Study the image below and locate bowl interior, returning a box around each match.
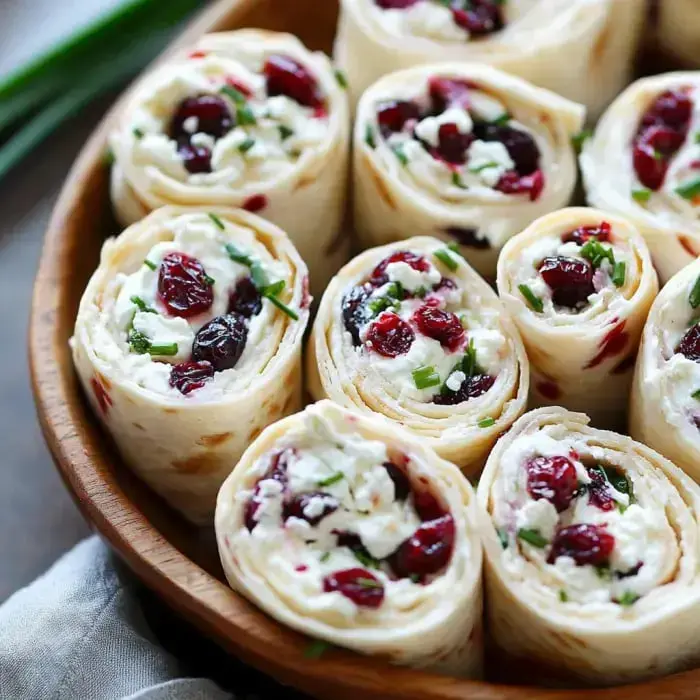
[28,1,700,699]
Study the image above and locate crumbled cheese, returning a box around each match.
[414,107,473,148]
[468,91,508,123]
[182,116,199,134]
[446,370,466,392]
[132,311,194,363]
[467,140,514,187]
[385,260,441,291]
[515,499,558,541]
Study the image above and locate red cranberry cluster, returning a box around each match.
[155,252,262,395]
[374,77,544,201]
[244,455,455,608]
[374,0,505,36]
[168,54,324,174]
[677,323,700,363]
[632,89,692,190]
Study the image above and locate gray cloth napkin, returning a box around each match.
[0,536,232,700]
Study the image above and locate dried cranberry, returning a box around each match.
[474,124,539,175]
[158,252,215,318]
[432,277,457,295]
[432,123,473,164]
[370,251,430,285]
[264,54,324,108]
[641,89,692,129]
[433,373,495,405]
[341,284,373,346]
[562,222,611,245]
[539,256,595,309]
[585,466,615,512]
[384,462,411,501]
[548,524,615,567]
[428,77,472,112]
[169,361,214,395]
[375,0,419,7]
[390,515,455,579]
[451,0,504,35]
[376,100,421,138]
[228,277,262,318]
[177,143,213,174]
[495,169,545,201]
[413,490,446,521]
[446,227,490,250]
[244,449,293,531]
[323,568,384,608]
[243,194,268,212]
[412,304,465,351]
[284,492,339,526]
[169,95,233,141]
[526,456,578,513]
[191,314,248,372]
[677,324,700,363]
[632,125,683,191]
[366,313,415,357]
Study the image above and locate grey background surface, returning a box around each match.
[0,0,147,602]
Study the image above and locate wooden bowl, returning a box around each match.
[28,1,700,698]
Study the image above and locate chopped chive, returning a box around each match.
[352,549,380,569]
[517,528,548,548]
[220,85,247,104]
[251,261,270,290]
[392,144,408,166]
[459,314,469,329]
[208,212,225,230]
[497,529,509,549]
[265,293,300,321]
[559,590,568,603]
[689,274,700,309]
[409,573,421,583]
[304,639,329,659]
[695,132,700,144]
[617,591,640,607]
[225,242,252,266]
[143,259,157,271]
[279,124,294,141]
[365,124,376,149]
[692,389,700,400]
[631,188,651,203]
[451,171,467,189]
[130,295,156,314]
[675,176,700,200]
[414,286,427,299]
[478,417,496,428]
[320,552,331,563]
[103,147,115,166]
[236,103,257,126]
[571,128,592,154]
[148,342,178,356]
[128,330,151,355]
[580,239,615,269]
[203,274,216,286]
[385,281,404,300]
[652,149,663,161]
[491,113,510,126]
[317,472,344,487]
[412,365,441,390]
[469,161,498,174]
[446,241,465,259]
[601,465,632,501]
[368,296,395,316]
[238,137,256,154]
[263,280,286,298]
[334,68,348,89]
[356,577,382,589]
[462,338,479,378]
[433,248,459,271]
[518,284,544,313]
[612,261,626,288]
[132,127,144,139]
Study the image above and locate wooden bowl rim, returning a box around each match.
[27,1,700,698]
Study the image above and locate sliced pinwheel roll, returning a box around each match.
[335,0,644,118]
[353,63,584,278]
[109,30,350,296]
[71,206,310,524]
[653,1,700,68]
[497,208,658,432]
[630,259,700,482]
[307,236,529,475]
[581,73,700,284]
[215,400,483,676]
[477,407,700,685]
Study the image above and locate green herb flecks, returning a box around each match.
[238,137,256,154]
[478,417,496,428]
[617,591,640,607]
[143,259,157,271]
[517,528,548,548]
[571,128,593,154]
[580,239,615,269]
[675,176,700,201]
[208,212,226,230]
[518,284,544,313]
[365,124,376,149]
[130,295,156,314]
[334,68,348,89]
[412,365,442,390]
[304,639,329,659]
[433,247,459,271]
[631,188,651,204]
[612,261,626,288]
[689,273,700,309]
[317,472,344,488]
[279,124,294,141]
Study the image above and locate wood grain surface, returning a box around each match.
[28,0,700,698]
